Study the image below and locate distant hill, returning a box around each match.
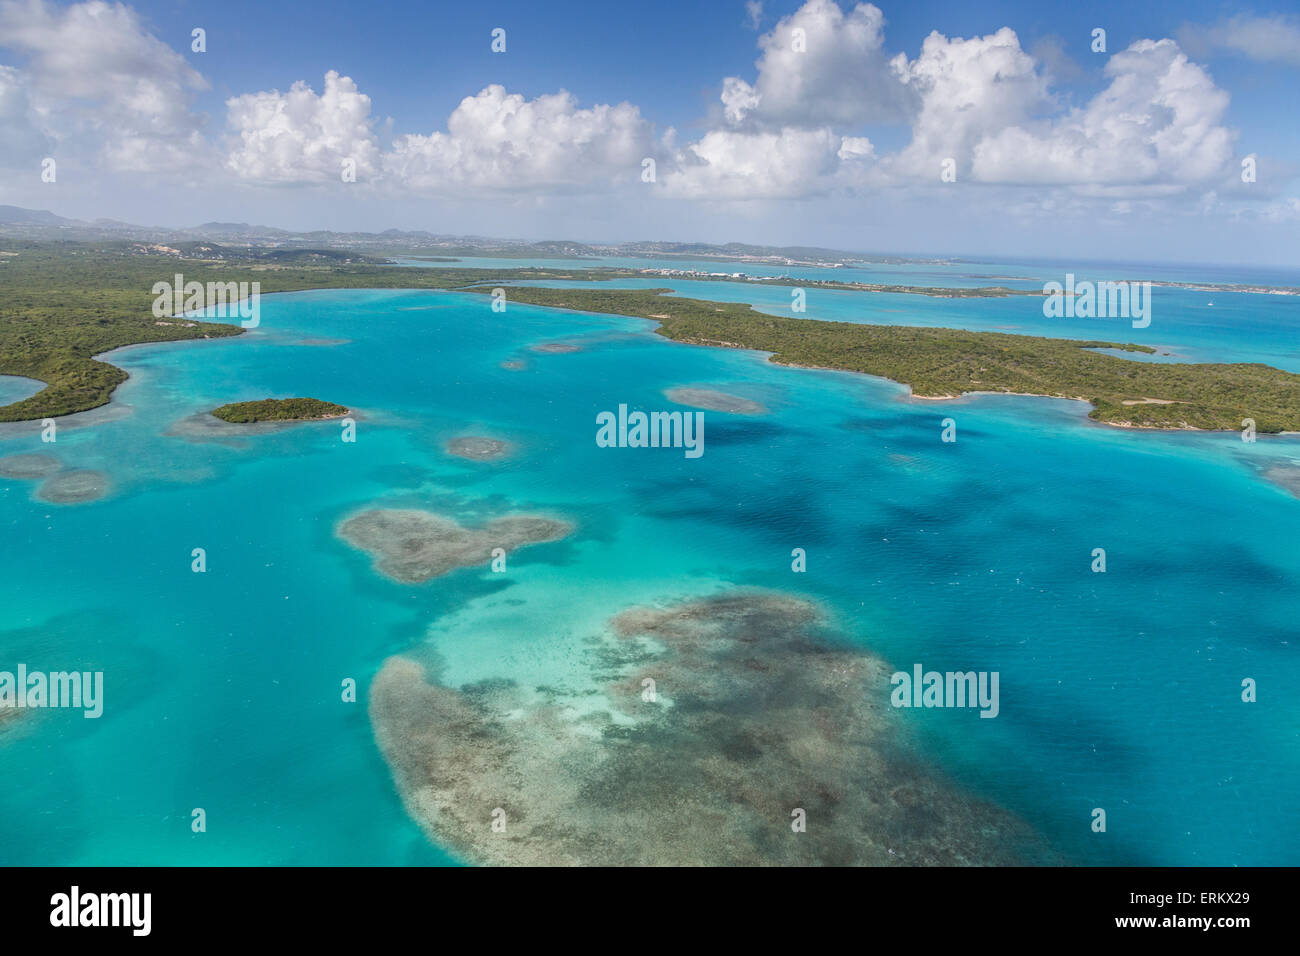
[0,204,946,266]
[0,205,72,225]
[191,221,290,237]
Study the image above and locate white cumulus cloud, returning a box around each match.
[0,64,53,168]
[383,85,652,194]
[225,71,381,184]
[970,39,1235,189]
[0,0,209,172]
[720,0,914,128]
[661,126,875,200]
[0,0,1251,223]
[887,27,1050,180]
[224,78,653,195]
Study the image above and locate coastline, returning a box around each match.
[3,271,1297,867]
[13,282,1295,439]
[743,345,1296,435]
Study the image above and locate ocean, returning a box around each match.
[1,257,1297,865]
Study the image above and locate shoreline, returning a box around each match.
[210,409,353,424]
[752,353,1296,436]
[471,281,1296,432]
[12,283,1297,439]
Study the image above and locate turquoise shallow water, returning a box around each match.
[1,278,1298,865]
[503,273,1300,369]
[0,374,42,406]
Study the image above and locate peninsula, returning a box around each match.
[2,242,1298,432]
[486,286,1300,432]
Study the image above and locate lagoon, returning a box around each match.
[0,276,1297,865]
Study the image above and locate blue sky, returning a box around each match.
[134,1,1297,127]
[2,0,1299,264]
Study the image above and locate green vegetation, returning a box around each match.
[0,242,620,421]
[787,279,1036,297]
[3,241,1297,432]
[485,286,1300,432]
[0,246,240,421]
[211,398,349,423]
[664,274,1037,297]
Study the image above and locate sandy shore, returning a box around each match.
[166,408,355,444]
[901,388,1230,431]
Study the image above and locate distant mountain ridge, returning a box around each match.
[0,204,947,266]
[0,205,72,225]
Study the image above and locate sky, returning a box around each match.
[1,0,1298,264]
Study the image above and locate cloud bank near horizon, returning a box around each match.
[0,0,1297,235]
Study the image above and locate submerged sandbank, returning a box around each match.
[166,412,298,444]
[337,508,573,583]
[370,590,1056,866]
[445,436,513,462]
[1262,464,1300,499]
[664,387,768,415]
[0,402,132,440]
[0,705,28,740]
[0,453,62,479]
[35,469,110,504]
